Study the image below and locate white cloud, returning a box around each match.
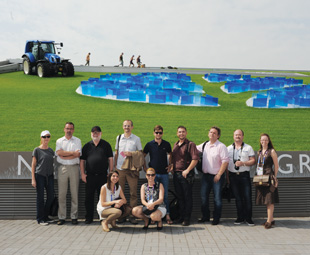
[1,0,309,69]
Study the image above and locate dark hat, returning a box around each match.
[91,126,101,132]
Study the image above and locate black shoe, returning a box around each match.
[182,220,190,226]
[57,220,65,226]
[72,219,78,225]
[245,219,255,226]
[212,219,220,225]
[234,218,244,225]
[157,220,163,230]
[198,217,210,223]
[85,219,93,224]
[142,218,151,230]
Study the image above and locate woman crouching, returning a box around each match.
[132,168,166,230]
[97,170,130,232]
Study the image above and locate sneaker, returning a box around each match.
[182,220,190,226]
[39,221,49,226]
[197,217,210,223]
[85,219,93,224]
[72,219,78,225]
[234,218,244,225]
[45,218,55,224]
[246,219,255,226]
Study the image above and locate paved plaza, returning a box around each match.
[0,217,309,255]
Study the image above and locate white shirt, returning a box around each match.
[115,133,142,170]
[97,183,122,220]
[56,136,82,165]
[227,143,255,173]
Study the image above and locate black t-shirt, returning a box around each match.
[143,139,171,174]
[80,139,113,175]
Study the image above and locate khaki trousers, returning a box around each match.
[58,164,80,220]
[117,169,139,208]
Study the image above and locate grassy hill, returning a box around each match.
[1,71,309,151]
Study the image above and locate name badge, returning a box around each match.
[257,167,263,176]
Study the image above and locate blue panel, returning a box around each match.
[181,95,194,105]
[149,95,166,104]
[253,98,267,107]
[129,91,146,102]
[116,90,129,99]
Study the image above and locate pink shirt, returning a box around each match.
[197,140,229,175]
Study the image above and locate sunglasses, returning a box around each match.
[42,136,50,139]
[146,174,155,177]
[155,132,163,135]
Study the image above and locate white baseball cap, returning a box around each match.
[40,130,51,137]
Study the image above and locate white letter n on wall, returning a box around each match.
[18,155,31,175]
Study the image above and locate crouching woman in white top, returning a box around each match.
[97,170,129,232]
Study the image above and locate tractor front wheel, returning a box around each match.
[62,62,74,77]
[23,57,33,75]
[37,63,51,78]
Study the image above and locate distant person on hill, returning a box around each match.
[119,53,124,67]
[85,53,91,66]
[137,55,141,68]
[129,55,134,67]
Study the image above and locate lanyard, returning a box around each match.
[146,184,155,202]
[257,150,268,166]
[233,143,244,162]
[110,185,116,201]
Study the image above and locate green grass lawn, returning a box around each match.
[1,71,309,152]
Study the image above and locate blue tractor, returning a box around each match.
[22,40,74,77]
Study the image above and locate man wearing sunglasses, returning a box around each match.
[56,122,82,225]
[172,126,199,226]
[143,125,173,224]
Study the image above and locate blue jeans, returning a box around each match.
[201,173,224,221]
[229,172,252,220]
[35,174,54,223]
[155,174,170,214]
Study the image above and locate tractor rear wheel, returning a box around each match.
[62,62,74,77]
[23,57,33,75]
[37,63,51,78]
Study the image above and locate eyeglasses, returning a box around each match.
[42,136,50,139]
[155,132,163,135]
[146,174,155,177]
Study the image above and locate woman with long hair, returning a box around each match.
[132,168,166,230]
[255,133,279,229]
[97,170,129,232]
[31,130,55,225]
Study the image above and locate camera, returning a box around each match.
[234,159,240,170]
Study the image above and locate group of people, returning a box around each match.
[31,121,279,232]
[84,52,143,67]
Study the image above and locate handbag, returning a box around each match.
[253,175,270,186]
[142,205,159,215]
[270,175,278,192]
[49,195,59,217]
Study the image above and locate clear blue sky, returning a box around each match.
[1,0,309,70]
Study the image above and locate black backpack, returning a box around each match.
[196,141,208,172]
[168,189,180,221]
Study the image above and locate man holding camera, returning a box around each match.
[227,129,255,226]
